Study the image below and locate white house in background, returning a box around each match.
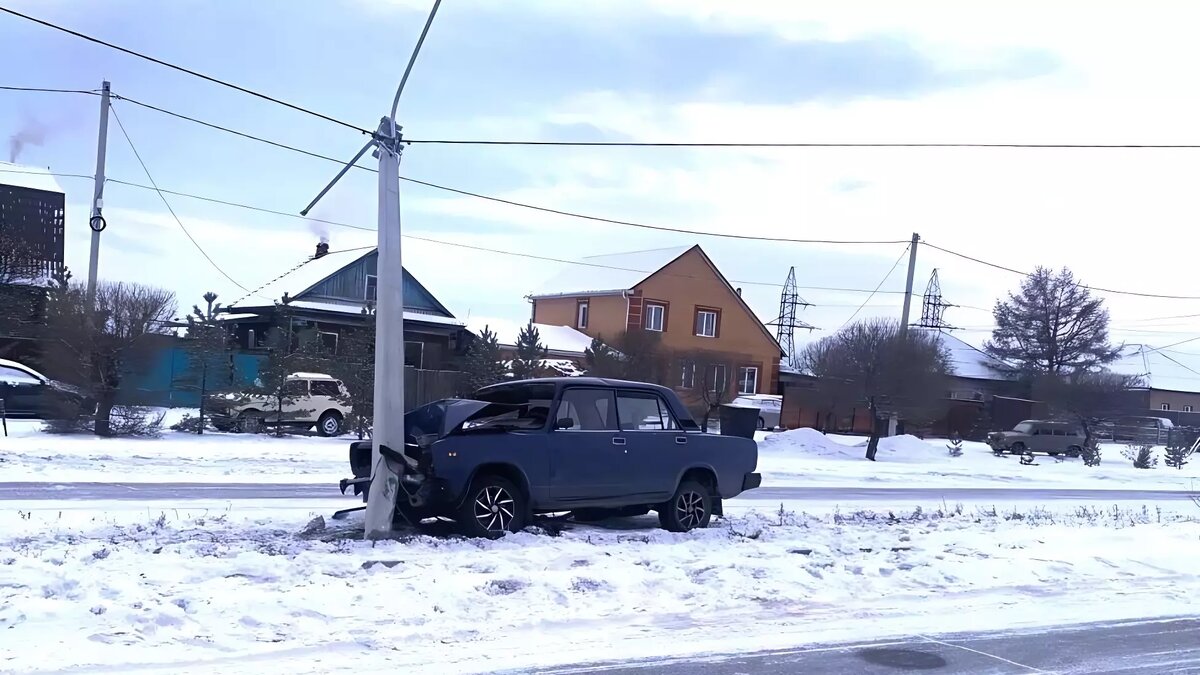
[1107,344,1200,415]
[467,318,594,377]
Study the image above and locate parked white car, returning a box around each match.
[209,372,351,436]
[731,394,782,430]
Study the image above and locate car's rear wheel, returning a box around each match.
[1010,442,1026,455]
[458,475,527,538]
[658,480,713,532]
[238,410,263,433]
[757,417,766,430]
[317,411,343,437]
[1067,445,1082,458]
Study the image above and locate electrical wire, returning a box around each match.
[923,241,1200,301]
[0,85,98,94]
[402,139,1200,149]
[837,244,912,330]
[108,91,910,247]
[0,168,95,181]
[108,102,252,292]
[0,6,371,136]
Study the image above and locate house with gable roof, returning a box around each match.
[220,243,469,371]
[528,245,784,411]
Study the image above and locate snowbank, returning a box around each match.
[759,428,946,463]
[759,429,1200,491]
[1,505,1197,674]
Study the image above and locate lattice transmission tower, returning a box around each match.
[913,268,956,330]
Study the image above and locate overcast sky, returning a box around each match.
[5,0,1200,351]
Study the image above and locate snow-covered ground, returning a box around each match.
[0,415,347,484]
[4,413,1199,492]
[760,428,1200,491]
[2,503,1198,674]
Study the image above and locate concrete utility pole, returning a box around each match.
[86,80,110,305]
[300,0,441,540]
[898,232,920,337]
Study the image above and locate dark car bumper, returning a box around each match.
[742,472,762,491]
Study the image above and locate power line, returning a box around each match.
[108,102,251,293]
[0,168,95,181]
[0,6,371,136]
[105,90,910,247]
[0,85,98,94]
[403,139,1200,149]
[837,244,912,330]
[923,241,1200,301]
[97,176,914,297]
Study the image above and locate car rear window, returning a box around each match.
[310,380,340,397]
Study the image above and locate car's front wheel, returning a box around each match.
[659,479,713,532]
[237,410,264,433]
[317,411,343,437]
[1067,445,1082,458]
[457,475,527,538]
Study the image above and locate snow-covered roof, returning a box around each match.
[468,318,594,355]
[0,161,66,194]
[229,248,373,308]
[283,300,466,326]
[1108,344,1200,394]
[916,329,1016,381]
[529,246,691,298]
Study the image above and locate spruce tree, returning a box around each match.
[1163,442,1190,470]
[462,325,506,393]
[511,321,548,380]
[183,292,232,434]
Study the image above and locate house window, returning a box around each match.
[1161,403,1170,411]
[679,361,695,389]
[738,366,758,395]
[365,274,378,301]
[645,303,666,332]
[405,341,424,369]
[695,308,719,338]
[1185,405,1194,413]
[577,300,589,329]
[706,364,727,394]
[317,331,339,354]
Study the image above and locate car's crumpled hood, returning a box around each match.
[406,399,517,440]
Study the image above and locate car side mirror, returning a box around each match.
[555,418,575,430]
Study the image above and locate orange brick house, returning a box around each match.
[528,245,783,410]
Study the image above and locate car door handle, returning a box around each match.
[612,437,626,446]
[675,436,687,445]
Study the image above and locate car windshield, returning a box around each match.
[464,383,556,431]
[1013,422,1034,434]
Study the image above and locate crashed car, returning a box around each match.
[340,377,761,537]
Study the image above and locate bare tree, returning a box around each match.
[583,331,671,385]
[986,267,1121,375]
[799,319,951,461]
[42,279,177,436]
[1031,370,1144,450]
[0,227,44,285]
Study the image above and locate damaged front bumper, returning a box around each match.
[338,440,453,519]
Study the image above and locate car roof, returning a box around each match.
[477,377,675,395]
[0,358,47,381]
[288,372,337,380]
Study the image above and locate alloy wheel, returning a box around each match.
[674,490,706,530]
[473,485,516,533]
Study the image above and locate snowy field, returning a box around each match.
[2,502,1198,674]
[760,428,1200,491]
[4,413,1199,493]
[0,415,347,484]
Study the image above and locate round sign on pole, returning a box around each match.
[89,215,107,233]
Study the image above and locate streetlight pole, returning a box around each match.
[300,0,441,539]
[86,80,110,305]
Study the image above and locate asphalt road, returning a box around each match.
[528,617,1200,674]
[1,481,1198,502]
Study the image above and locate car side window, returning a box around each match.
[282,380,308,397]
[555,389,617,431]
[616,391,679,431]
[310,381,339,397]
[0,366,41,385]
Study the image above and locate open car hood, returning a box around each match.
[405,399,519,440]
